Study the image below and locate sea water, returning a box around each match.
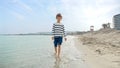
[0,35,89,68]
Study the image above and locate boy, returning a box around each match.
[52,13,67,58]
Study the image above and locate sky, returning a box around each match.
[0,0,120,34]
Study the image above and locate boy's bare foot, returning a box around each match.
[54,53,58,57]
[57,56,61,61]
[58,55,60,58]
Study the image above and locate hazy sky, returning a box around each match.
[0,0,120,34]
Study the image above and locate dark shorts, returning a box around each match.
[54,36,63,47]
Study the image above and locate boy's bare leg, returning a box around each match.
[58,45,61,58]
[55,47,57,56]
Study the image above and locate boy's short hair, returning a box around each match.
[56,13,62,18]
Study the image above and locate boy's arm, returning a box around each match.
[63,25,67,41]
[52,24,55,40]
[51,36,54,40]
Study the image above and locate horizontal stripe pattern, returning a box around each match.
[52,23,66,37]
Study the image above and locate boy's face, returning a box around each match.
[56,16,62,22]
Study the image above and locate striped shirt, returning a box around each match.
[52,23,66,37]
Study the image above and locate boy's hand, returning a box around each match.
[52,37,54,40]
[64,38,67,41]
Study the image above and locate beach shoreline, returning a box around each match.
[73,29,120,68]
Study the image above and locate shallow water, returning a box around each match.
[0,35,89,68]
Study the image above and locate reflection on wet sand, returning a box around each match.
[53,57,61,68]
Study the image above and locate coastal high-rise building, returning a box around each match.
[113,14,120,30]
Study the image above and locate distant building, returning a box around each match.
[113,14,120,30]
[90,26,94,31]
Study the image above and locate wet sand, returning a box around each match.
[53,36,89,68]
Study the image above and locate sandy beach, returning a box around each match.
[0,30,120,68]
[74,29,120,68]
